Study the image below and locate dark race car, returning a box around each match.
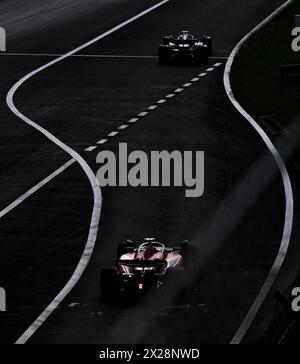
[158,30,212,65]
[100,238,198,301]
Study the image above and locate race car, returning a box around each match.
[100,238,198,301]
[158,30,212,65]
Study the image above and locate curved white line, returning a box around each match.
[7,0,172,344]
[9,81,102,345]
[224,0,295,345]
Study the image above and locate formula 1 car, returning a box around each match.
[100,238,198,301]
[158,30,212,65]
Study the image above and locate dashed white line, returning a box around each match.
[206,67,215,72]
[118,124,129,130]
[97,139,108,145]
[199,73,207,77]
[108,131,119,137]
[128,118,139,123]
[68,303,80,308]
[84,146,98,152]
[214,62,223,67]
[138,111,149,117]
[84,65,221,154]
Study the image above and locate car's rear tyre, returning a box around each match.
[193,46,208,65]
[181,241,200,283]
[165,267,187,302]
[100,268,120,300]
[199,47,209,64]
[158,46,170,64]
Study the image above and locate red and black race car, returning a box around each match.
[100,238,198,301]
[158,30,212,65]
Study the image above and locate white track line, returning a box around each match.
[128,118,139,123]
[138,111,149,116]
[108,131,119,137]
[0,53,227,61]
[84,146,97,152]
[8,0,172,345]
[8,83,102,345]
[0,53,158,59]
[224,0,295,345]
[118,124,129,130]
[0,159,75,219]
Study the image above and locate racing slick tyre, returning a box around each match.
[165,267,187,302]
[117,240,135,258]
[158,46,171,64]
[100,268,120,300]
[181,241,200,283]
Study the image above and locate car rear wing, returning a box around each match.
[117,259,167,268]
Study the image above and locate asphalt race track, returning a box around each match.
[0,0,295,344]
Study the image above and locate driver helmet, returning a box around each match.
[143,243,157,259]
[179,30,190,41]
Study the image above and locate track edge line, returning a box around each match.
[224,0,295,345]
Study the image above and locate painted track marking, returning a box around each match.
[1,2,223,340]
[0,60,223,223]
[224,0,295,345]
[128,118,139,123]
[7,0,174,345]
[0,159,75,219]
[108,131,119,137]
[138,111,149,116]
[84,146,97,152]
